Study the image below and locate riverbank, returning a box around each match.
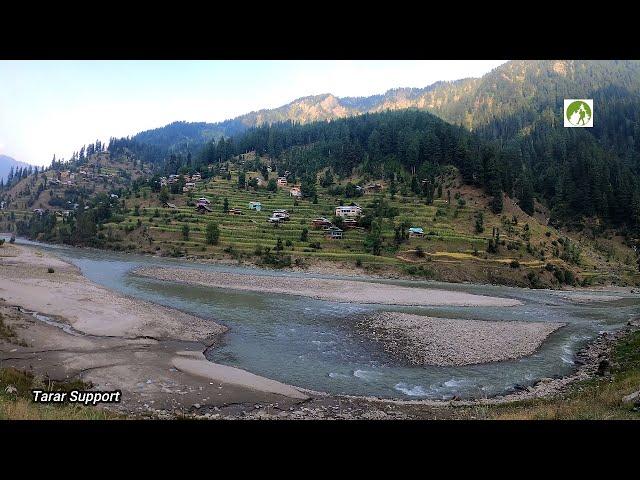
[132,266,522,307]
[1,242,638,420]
[0,243,310,418]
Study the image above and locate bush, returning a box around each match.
[415,245,425,258]
[47,267,55,273]
[355,258,362,267]
[509,259,520,269]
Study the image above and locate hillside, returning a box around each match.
[2,145,638,288]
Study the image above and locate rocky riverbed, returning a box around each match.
[354,312,565,366]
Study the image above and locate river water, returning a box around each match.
[7,237,640,400]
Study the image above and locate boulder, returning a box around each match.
[596,359,610,376]
[622,390,640,404]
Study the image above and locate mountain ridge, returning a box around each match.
[0,154,31,183]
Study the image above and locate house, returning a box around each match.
[335,204,362,218]
[272,209,290,221]
[343,219,359,229]
[0,201,5,210]
[277,177,288,187]
[196,204,213,213]
[110,194,119,199]
[197,197,210,205]
[267,216,283,224]
[312,217,332,229]
[409,227,424,238]
[228,207,243,215]
[325,226,343,239]
[249,201,262,211]
[33,208,45,216]
[364,183,383,194]
[191,172,202,181]
[183,182,196,192]
[289,186,302,198]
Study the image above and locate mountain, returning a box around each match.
[123,61,640,229]
[0,154,31,184]
[127,60,640,156]
[125,79,481,154]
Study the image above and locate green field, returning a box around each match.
[92,170,556,274]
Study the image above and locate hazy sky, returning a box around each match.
[0,60,506,166]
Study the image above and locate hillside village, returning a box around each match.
[1,148,639,288]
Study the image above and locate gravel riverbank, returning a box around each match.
[133,266,522,307]
[355,312,565,366]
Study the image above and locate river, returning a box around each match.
[7,236,640,400]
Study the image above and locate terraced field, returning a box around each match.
[89,170,552,272]
[5,166,631,285]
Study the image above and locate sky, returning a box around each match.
[0,60,507,166]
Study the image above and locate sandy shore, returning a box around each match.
[132,266,522,307]
[355,312,564,366]
[0,244,309,415]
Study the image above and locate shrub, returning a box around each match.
[509,259,520,269]
[47,267,55,273]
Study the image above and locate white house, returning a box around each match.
[335,204,362,218]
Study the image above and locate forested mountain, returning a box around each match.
[31,60,633,240]
[132,121,224,153]
[118,60,640,161]
[187,108,640,232]
[115,79,480,155]
[0,154,32,185]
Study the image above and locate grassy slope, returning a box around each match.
[96,165,640,286]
